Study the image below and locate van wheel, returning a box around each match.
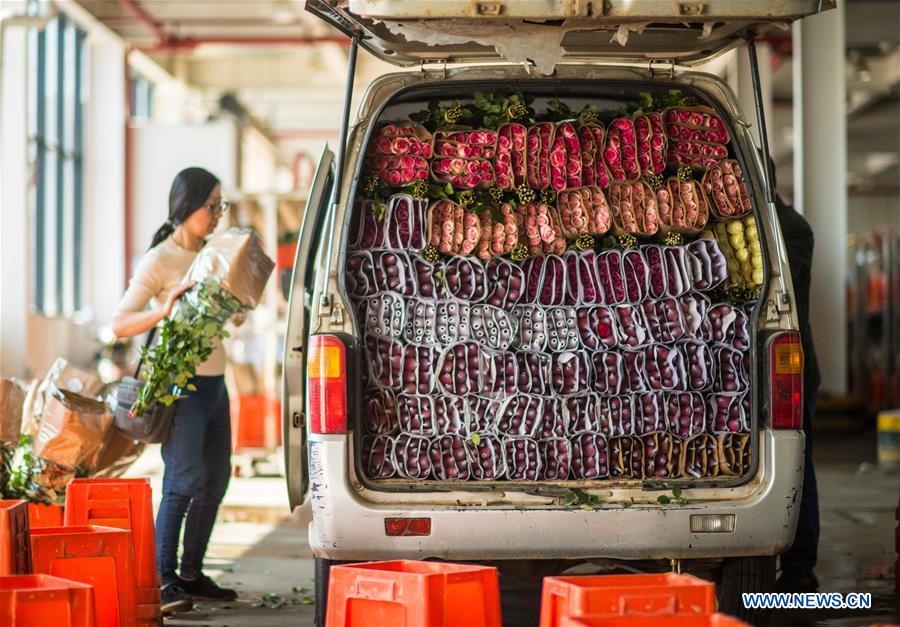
[314,557,333,627]
[716,556,776,626]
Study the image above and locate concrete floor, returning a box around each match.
[131,429,900,627]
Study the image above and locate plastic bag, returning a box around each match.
[550,351,591,397]
[539,437,571,480]
[590,351,624,396]
[384,194,428,251]
[363,434,396,478]
[503,436,542,480]
[470,304,516,351]
[575,305,620,351]
[643,344,688,392]
[641,432,684,479]
[665,392,706,439]
[429,434,472,480]
[365,292,406,339]
[444,256,487,302]
[184,228,275,309]
[571,432,610,479]
[511,305,548,352]
[598,396,635,437]
[609,435,643,479]
[564,250,601,305]
[466,432,506,480]
[546,307,581,352]
[363,388,399,435]
[393,433,432,479]
[484,257,525,310]
[514,351,552,396]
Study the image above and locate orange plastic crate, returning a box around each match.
[277,241,298,272]
[326,560,502,627]
[64,479,160,625]
[232,395,281,451]
[540,573,716,627]
[0,500,32,575]
[0,574,95,627]
[561,613,748,626]
[30,525,137,627]
[27,502,64,528]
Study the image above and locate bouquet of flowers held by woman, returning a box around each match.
[129,229,274,417]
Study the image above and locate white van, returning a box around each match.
[283,2,833,624]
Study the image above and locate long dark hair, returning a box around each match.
[149,167,220,249]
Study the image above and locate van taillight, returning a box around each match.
[307,335,348,434]
[770,332,803,429]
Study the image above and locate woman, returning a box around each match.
[113,167,236,614]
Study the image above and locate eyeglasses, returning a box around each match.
[204,200,230,215]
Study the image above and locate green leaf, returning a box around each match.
[301,596,315,605]
[672,485,683,499]
[622,501,632,509]
[579,504,593,512]
[187,384,197,392]
[470,433,481,446]
[657,495,671,505]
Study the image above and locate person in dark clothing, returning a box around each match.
[773,183,822,593]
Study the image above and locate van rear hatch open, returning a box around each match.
[307,0,834,71]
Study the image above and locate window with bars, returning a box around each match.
[27,10,86,316]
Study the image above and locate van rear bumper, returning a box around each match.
[306,430,803,561]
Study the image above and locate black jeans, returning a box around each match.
[155,375,231,586]
[781,391,820,573]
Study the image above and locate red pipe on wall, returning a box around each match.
[117,0,169,45]
[116,0,348,50]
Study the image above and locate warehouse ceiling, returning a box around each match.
[74,0,899,192]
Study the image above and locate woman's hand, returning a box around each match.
[112,282,196,338]
[162,281,196,318]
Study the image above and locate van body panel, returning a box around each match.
[307,429,802,560]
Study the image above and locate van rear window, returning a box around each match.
[346,85,761,484]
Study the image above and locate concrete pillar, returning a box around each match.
[793,4,848,395]
[85,35,126,324]
[0,26,30,377]
[729,44,774,151]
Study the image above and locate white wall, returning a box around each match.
[129,120,238,270]
[85,36,126,324]
[0,25,30,377]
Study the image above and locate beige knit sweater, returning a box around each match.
[115,235,226,376]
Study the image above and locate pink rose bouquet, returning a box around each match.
[634,112,667,175]
[495,123,528,190]
[656,176,709,233]
[603,117,641,182]
[608,181,659,237]
[525,122,555,189]
[579,123,611,189]
[664,107,730,169]
[477,203,519,260]
[702,159,752,218]
[549,122,583,191]
[514,202,566,256]
[556,186,612,237]
[427,199,482,255]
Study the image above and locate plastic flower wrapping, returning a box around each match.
[347,91,759,483]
